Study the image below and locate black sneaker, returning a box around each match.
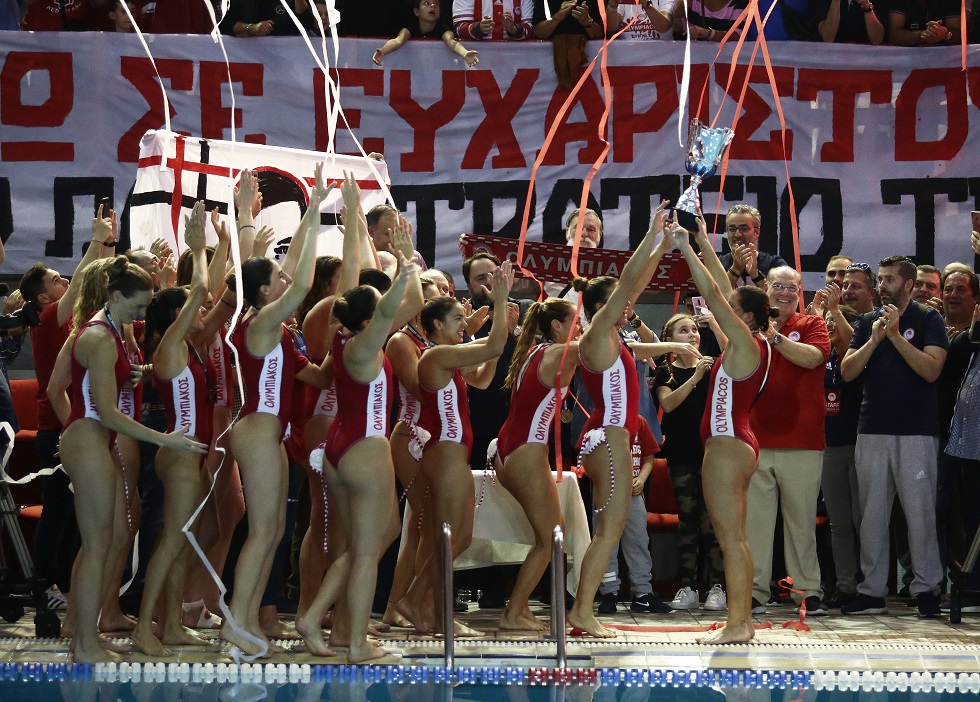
[841,593,887,615]
[750,597,767,615]
[631,593,672,614]
[824,589,856,608]
[801,596,829,616]
[453,595,469,613]
[597,593,618,614]
[917,591,941,618]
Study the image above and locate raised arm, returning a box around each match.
[346,253,420,369]
[209,209,231,299]
[628,341,702,362]
[691,214,734,298]
[336,173,365,295]
[387,225,424,332]
[234,170,260,262]
[58,206,116,327]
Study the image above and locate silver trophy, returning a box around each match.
[673,119,734,232]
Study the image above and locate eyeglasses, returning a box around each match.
[725,224,756,234]
[770,283,800,293]
[846,262,871,273]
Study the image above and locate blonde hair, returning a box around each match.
[503,298,575,389]
[71,259,115,336]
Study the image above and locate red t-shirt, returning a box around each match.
[31,302,72,431]
[22,0,91,30]
[630,416,659,479]
[749,313,831,451]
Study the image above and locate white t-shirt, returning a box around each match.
[615,0,675,41]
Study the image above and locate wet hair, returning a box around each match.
[420,296,461,337]
[462,253,500,287]
[19,263,50,307]
[571,276,616,321]
[504,298,575,389]
[879,255,916,283]
[107,255,154,298]
[176,245,216,287]
[71,259,114,335]
[734,285,777,332]
[297,256,342,327]
[365,204,398,230]
[726,204,761,226]
[662,313,697,341]
[359,267,392,294]
[238,256,274,308]
[332,285,380,333]
[142,286,189,359]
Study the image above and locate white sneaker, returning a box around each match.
[45,585,68,612]
[669,586,699,610]
[703,584,728,611]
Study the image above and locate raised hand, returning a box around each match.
[159,255,177,289]
[235,170,260,213]
[252,226,275,258]
[390,223,415,262]
[463,301,490,335]
[92,204,113,244]
[339,171,360,213]
[211,209,231,244]
[666,221,689,251]
[310,161,334,206]
[184,201,207,252]
[971,231,980,256]
[150,237,173,261]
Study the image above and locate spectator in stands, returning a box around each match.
[1,0,25,29]
[534,0,620,89]
[615,0,673,40]
[889,0,961,45]
[107,0,137,30]
[672,0,746,40]
[373,0,479,67]
[143,0,214,33]
[913,264,943,308]
[681,290,723,358]
[841,255,948,618]
[220,0,318,36]
[453,0,533,39]
[812,0,885,43]
[654,314,726,612]
[806,255,852,316]
[841,262,877,318]
[22,0,105,30]
[746,266,831,617]
[365,204,428,271]
[718,205,788,291]
[942,268,979,334]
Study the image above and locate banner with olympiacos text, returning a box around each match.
[1,32,979,290]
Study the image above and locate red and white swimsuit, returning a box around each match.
[417,359,473,460]
[393,326,428,427]
[700,334,771,457]
[232,313,310,439]
[578,337,640,455]
[496,343,567,463]
[156,348,217,445]
[207,331,230,408]
[304,343,337,420]
[320,330,393,468]
[64,318,132,445]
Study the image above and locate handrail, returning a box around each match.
[550,525,567,669]
[442,521,454,670]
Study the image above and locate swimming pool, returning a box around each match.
[1,664,979,701]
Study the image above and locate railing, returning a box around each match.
[550,525,567,669]
[441,522,454,670]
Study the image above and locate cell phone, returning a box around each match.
[692,296,709,316]
[971,210,980,233]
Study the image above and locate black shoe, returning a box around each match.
[917,591,941,618]
[897,584,911,600]
[597,593,617,614]
[630,593,672,614]
[841,593,887,615]
[801,596,829,616]
[824,589,856,608]
[453,595,468,613]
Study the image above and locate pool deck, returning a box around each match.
[2,598,979,673]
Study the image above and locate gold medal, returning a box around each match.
[560,408,574,424]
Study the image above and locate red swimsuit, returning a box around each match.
[578,337,640,450]
[156,348,217,445]
[392,327,428,427]
[700,334,771,457]
[417,357,473,460]
[64,319,132,445]
[322,330,394,467]
[497,343,566,462]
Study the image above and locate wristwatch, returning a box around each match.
[752,272,766,283]
[772,333,784,346]
[628,314,642,329]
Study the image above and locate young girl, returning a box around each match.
[373,0,479,67]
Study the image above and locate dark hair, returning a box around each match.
[143,286,189,359]
[836,304,859,325]
[734,285,776,332]
[916,263,941,278]
[19,262,50,306]
[844,262,876,290]
[462,253,500,286]
[421,296,460,336]
[571,276,616,320]
[107,256,154,298]
[332,285,380,333]
[359,268,392,294]
[942,268,980,300]
[176,245,216,287]
[879,255,916,283]
[239,256,275,308]
[297,256,342,327]
[504,298,575,389]
[365,204,397,230]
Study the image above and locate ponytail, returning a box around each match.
[106,255,153,298]
[571,276,617,321]
[503,298,575,389]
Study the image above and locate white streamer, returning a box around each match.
[678,0,692,146]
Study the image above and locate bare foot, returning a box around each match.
[696,621,755,645]
[295,614,336,657]
[71,642,121,664]
[160,626,206,646]
[369,619,390,633]
[396,597,435,634]
[131,627,171,657]
[382,605,412,628]
[347,639,390,664]
[219,623,264,657]
[261,620,301,641]
[567,610,616,638]
[500,609,548,632]
[453,620,484,637]
[99,613,137,633]
[99,636,133,654]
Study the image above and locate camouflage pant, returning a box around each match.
[668,460,725,588]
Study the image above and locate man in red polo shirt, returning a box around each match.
[18,215,117,605]
[745,265,832,617]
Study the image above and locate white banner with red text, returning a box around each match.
[1,32,979,291]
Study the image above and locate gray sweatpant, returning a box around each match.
[855,434,943,598]
[600,494,653,596]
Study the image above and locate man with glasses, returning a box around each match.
[718,205,788,291]
[745,266,832,616]
[840,255,948,617]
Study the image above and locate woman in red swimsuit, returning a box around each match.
[397,263,514,635]
[297,232,422,663]
[131,203,237,657]
[566,203,672,638]
[668,217,773,644]
[58,253,207,663]
[220,165,333,657]
[494,297,579,631]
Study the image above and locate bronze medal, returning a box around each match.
[560,408,574,424]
